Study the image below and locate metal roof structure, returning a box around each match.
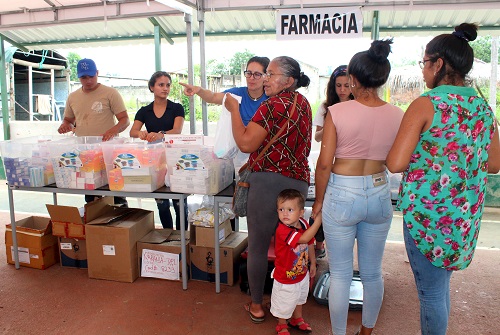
[0,0,500,51]
[1,0,499,138]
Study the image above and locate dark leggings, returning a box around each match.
[246,172,308,305]
[157,198,189,230]
[309,216,325,243]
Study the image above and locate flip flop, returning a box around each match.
[244,302,265,323]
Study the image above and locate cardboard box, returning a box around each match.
[5,216,59,269]
[59,237,88,268]
[190,219,232,247]
[190,231,248,286]
[46,196,115,239]
[85,208,154,283]
[137,229,190,281]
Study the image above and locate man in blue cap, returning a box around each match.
[58,58,130,206]
[58,58,130,140]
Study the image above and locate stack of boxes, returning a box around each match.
[164,135,234,195]
[48,136,110,190]
[0,136,60,187]
[101,138,167,192]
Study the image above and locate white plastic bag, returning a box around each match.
[214,93,242,159]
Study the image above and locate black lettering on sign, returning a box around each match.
[280,11,358,36]
[310,14,321,34]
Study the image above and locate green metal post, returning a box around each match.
[371,11,380,41]
[154,25,161,71]
[1,35,9,140]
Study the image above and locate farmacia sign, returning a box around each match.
[276,7,363,40]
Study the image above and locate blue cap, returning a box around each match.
[77,58,97,78]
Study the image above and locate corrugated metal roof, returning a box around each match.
[0,0,499,50]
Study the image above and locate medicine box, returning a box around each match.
[101,139,166,192]
[48,136,112,190]
[166,145,234,195]
[0,135,64,187]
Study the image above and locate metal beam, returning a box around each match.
[0,1,183,30]
[148,17,175,45]
[0,34,28,52]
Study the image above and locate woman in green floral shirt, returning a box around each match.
[387,23,500,335]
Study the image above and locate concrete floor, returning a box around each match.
[1,180,499,334]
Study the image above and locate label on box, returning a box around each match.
[123,175,152,184]
[102,245,116,256]
[60,242,73,250]
[141,249,180,281]
[10,246,30,264]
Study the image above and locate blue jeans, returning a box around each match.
[156,198,188,230]
[322,173,392,335]
[404,224,453,335]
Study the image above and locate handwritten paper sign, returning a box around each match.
[141,249,180,281]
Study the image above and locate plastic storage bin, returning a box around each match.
[101,138,167,192]
[165,143,234,195]
[0,135,65,187]
[48,136,113,190]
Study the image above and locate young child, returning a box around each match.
[270,189,323,334]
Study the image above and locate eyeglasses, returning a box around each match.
[418,59,432,69]
[262,72,285,79]
[243,71,263,79]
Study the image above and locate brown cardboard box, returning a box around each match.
[85,208,154,283]
[137,229,190,281]
[190,219,232,247]
[46,196,115,239]
[5,216,59,269]
[58,237,87,268]
[190,231,248,286]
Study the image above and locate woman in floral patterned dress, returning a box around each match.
[387,23,500,335]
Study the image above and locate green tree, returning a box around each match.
[66,52,81,81]
[470,36,500,63]
[207,59,228,75]
[227,49,255,75]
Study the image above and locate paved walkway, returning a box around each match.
[1,179,499,334]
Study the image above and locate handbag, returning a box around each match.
[232,93,298,217]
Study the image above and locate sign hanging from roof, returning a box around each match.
[276,7,363,41]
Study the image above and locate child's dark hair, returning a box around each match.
[277,189,305,209]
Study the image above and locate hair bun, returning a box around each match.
[368,38,393,64]
[454,23,478,42]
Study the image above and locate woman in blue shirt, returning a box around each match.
[180,56,270,126]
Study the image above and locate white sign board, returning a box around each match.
[276,7,363,41]
[141,249,180,281]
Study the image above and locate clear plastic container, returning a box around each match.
[0,135,66,187]
[101,138,167,192]
[48,136,113,190]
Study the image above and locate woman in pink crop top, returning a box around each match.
[311,39,403,335]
